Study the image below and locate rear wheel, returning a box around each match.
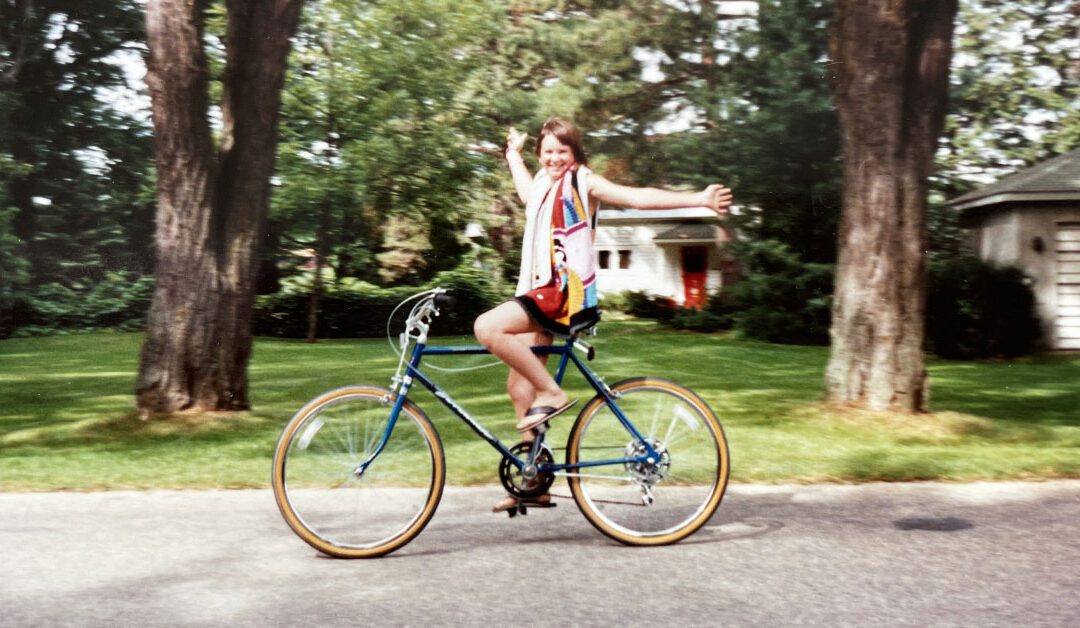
[272,386,444,558]
[566,378,729,545]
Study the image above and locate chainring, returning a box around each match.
[498,440,556,499]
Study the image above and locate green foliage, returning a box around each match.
[725,240,834,345]
[926,256,1042,359]
[938,0,1080,197]
[2,0,1072,363]
[723,0,841,263]
[609,0,841,263]
[668,307,729,333]
[613,290,730,332]
[11,272,154,336]
[622,291,677,321]
[0,1,155,289]
[598,290,630,314]
[274,0,503,289]
[254,262,505,339]
[0,157,31,338]
[429,263,506,333]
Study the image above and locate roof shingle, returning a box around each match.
[950,147,1080,209]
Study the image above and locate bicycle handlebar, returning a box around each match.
[433,291,456,312]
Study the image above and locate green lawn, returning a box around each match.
[1,322,1078,490]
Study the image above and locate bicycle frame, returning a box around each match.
[364,336,662,478]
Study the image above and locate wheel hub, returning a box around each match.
[624,438,670,485]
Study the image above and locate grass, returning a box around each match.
[1,322,1078,490]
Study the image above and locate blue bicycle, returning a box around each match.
[272,288,730,558]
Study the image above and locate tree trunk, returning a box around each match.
[306,246,323,343]
[824,0,957,412]
[136,0,303,415]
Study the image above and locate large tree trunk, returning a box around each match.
[136,0,303,415]
[824,0,957,412]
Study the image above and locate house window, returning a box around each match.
[598,250,611,269]
[618,250,632,269]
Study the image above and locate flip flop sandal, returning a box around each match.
[516,399,578,433]
[492,493,555,514]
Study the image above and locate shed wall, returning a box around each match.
[971,204,1080,349]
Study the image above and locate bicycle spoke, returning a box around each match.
[273,388,443,557]
[568,380,728,544]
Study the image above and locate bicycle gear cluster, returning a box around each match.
[623,438,671,486]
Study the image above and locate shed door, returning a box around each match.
[1057,223,1080,350]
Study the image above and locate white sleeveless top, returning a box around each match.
[515,165,592,296]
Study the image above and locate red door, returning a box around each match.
[681,246,708,309]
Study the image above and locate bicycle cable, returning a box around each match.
[385,289,502,373]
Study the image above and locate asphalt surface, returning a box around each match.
[2,481,1078,627]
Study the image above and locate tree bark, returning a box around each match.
[136,0,303,414]
[306,246,323,343]
[824,0,957,412]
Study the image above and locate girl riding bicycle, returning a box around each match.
[472,118,732,511]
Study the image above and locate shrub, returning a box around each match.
[703,290,740,330]
[624,291,677,321]
[11,272,155,336]
[725,240,834,345]
[669,307,728,332]
[253,263,505,339]
[926,255,1041,359]
[598,290,630,314]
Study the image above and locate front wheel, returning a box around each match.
[566,378,730,546]
[272,385,445,558]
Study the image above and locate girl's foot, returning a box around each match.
[492,493,552,513]
[515,399,577,433]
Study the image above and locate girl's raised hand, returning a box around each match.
[703,184,733,216]
[506,127,528,155]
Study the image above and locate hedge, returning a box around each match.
[253,265,504,338]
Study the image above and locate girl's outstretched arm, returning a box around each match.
[590,174,733,216]
[504,127,534,204]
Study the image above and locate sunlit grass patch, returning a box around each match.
[1,328,1078,490]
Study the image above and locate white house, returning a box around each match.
[950,147,1080,350]
[593,207,736,308]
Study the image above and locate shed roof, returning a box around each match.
[950,147,1080,212]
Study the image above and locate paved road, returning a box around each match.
[2,481,1078,627]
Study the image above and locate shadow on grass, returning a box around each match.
[0,409,283,457]
[928,355,1080,427]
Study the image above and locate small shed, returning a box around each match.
[950,147,1080,350]
[594,207,737,308]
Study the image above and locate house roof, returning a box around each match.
[653,223,725,244]
[950,147,1080,212]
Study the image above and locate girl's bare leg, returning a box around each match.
[480,311,560,510]
[474,302,567,412]
[506,331,552,440]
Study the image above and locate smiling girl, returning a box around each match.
[473,118,732,509]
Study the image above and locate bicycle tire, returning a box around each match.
[272,385,445,558]
[565,377,730,546]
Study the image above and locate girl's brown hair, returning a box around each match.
[536,117,588,165]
